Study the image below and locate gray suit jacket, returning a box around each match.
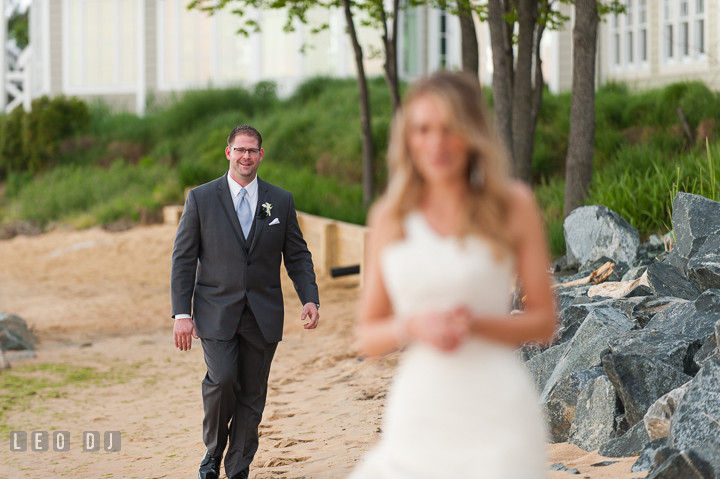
[170,174,319,343]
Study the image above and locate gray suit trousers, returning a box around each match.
[200,304,277,477]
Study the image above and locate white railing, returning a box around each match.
[5,42,32,113]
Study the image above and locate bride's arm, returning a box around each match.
[468,182,557,347]
[355,202,403,357]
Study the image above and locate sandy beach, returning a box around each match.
[0,225,645,478]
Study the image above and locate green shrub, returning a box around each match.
[4,160,180,226]
[0,106,28,176]
[588,141,720,236]
[23,95,90,172]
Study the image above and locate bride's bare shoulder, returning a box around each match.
[367,198,401,248]
[367,198,392,227]
[504,180,544,243]
[505,180,540,218]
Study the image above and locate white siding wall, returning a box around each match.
[62,0,140,94]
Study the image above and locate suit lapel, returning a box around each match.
[217,173,248,250]
[248,178,269,255]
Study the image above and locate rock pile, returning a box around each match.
[524,193,720,478]
[0,312,38,370]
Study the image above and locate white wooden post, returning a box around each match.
[0,0,6,112]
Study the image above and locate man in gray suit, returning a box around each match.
[171,125,320,479]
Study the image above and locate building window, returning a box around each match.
[625,0,633,64]
[158,0,254,89]
[63,0,138,91]
[681,22,689,57]
[680,0,689,57]
[640,30,647,62]
[639,0,647,62]
[402,6,419,75]
[614,33,620,65]
[664,0,673,61]
[439,10,447,69]
[612,11,620,67]
[695,0,705,55]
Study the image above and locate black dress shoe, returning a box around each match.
[198,451,222,479]
[231,467,249,479]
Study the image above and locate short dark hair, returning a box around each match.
[227,125,262,149]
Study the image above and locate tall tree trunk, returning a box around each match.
[343,0,375,207]
[457,2,479,80]
[381,0,401,113]
[511,0,538,182]
[530,16,546,130]
[487,0,513,161]
[564,0,599,217]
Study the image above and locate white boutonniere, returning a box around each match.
[261,202,273,217]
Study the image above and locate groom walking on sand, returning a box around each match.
[171,125,320,479]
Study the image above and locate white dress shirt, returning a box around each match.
[227,173,259,220]
[175,173,258,320]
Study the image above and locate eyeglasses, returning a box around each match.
[228,146,260,156]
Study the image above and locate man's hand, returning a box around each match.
[301,303,319,330]
[174,317,199,351]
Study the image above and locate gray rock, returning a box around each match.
[4,350,36,361]
[598,420,651,458]
[564,205,640,268]
[716,318,720,347]
[622,266,648,282]
[687,233,720,292]
[0,313,37,351]
[548,463,580,474]
[694,335,719,369]
[671,192,720,272]
[556,305,593,344]
[631,437,668,473]
[580,255,618,273]
[0,349,9,370]
[556,301,635,344]
[632,297,689,329]
[556,285,594,312]
[648,446,682,475]
[668,358,720,450]
[610,290,720,374]
[608,330,693,373]
[645,262,701,301]
[518,344,544,362]
[541,307,634,402]
[593,299,637,319]
[602,353,692,426]
[663,248,687,273]
[526,342,569,393]
[543,367,605,443]
[645,438,720,479]
[614,413,630,437]
[591,460,620,467]
[569,376,618,452]
[644,382,690,440]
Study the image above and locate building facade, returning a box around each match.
[28,0,390,114]
[22,0,720,116]
[599,0,719,90]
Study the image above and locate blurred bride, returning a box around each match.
[350,72,557,479]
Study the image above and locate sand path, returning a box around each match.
[0,225,645,478]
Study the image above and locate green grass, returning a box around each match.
[3,77,720,251]
[2,159,181,227]
[0,363,126,432]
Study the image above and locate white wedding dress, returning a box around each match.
[349,211,548,479]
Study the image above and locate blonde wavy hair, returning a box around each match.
[383,72,516,259]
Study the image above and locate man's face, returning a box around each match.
[226,134,264,184]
